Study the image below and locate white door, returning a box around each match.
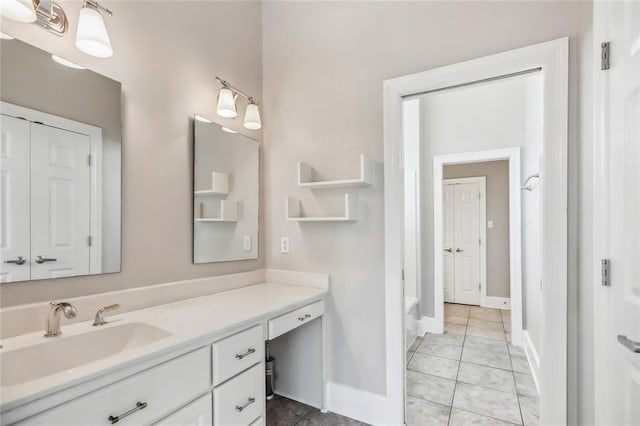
[594,2,640,424]
[0,115,31,282]
[443,184,455,302]
[453,182,481,305]
[30,122,91,280]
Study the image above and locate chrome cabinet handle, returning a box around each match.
[4,256,26,265]
[108,401,147,424]
[617,335,640,353]
[455,248,464,253]
[298,314,312,322]
[235,397,255,412]
[444,248,453,253]
[35,255,57,264]
[235,348,256,360]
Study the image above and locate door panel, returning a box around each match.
[443,184,455,302]
[30,123,91,280]
[0,115,30,282]
[453,183,481,305]
[594,1,640,424]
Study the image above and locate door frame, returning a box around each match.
[383,38,568,425]
[442,176,487,307]
[1,101,104,275]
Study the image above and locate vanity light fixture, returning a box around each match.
[51,54,85,70]
[0,0,36,23]
[75,0,113,58]
[215,77,261,130]
[0,31,14,39]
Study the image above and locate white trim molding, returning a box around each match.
[523,330,541,395]
[417,316,444,335]
[326,381,394,426]
[383,38,568,425]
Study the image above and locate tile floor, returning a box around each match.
[266,395,369,426]
[406,303,539,426]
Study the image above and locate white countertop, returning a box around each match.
[0,282,328,413]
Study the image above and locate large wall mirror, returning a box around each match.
[193,119,259,263]
[0,38,122,283]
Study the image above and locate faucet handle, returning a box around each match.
[93,304,120,326]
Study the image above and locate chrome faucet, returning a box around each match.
[93,304,120,326]
[45,302,78,337]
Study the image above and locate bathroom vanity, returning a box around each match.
[0,272,329,425]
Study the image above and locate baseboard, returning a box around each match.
[482,296,511,310]
[326,381,396,425]
[417,316,444,335]
[522,330,541,394]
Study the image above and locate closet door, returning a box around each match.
[30,122,91,280]
[0,115,31,282]
[443,184,455,303]
[453,183,481,305]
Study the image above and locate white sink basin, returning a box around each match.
[0,322,171,387]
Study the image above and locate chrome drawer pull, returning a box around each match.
[235,397,255,412]
[235,348,256,360]
[108,401,147,424]
[618,335,640,353]
[298,313,312,322]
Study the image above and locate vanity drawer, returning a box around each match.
[23,347,210,426]
[213,363,264,426]
[212,325,264,386]
[268,300,324,340]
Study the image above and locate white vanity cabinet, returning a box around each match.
[155,393,213,426]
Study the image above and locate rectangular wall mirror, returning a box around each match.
[193,119,259,263]
[0,38,122,283]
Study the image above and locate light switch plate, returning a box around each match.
[487,220,494,229]
[280,237,290,254]
[243,235,251,251]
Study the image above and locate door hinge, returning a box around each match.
[478,283,481,291]
[601,41,610,70]
[401,268,405,282]
[87,155,92,166]
[601,259,611,286]
[479,237,481,246]
[87,236,92,247]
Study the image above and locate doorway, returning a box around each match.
[383,38,569,425]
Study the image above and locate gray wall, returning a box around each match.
[0,1,264,306]
[262,2,593,423]
[444,161,510,298]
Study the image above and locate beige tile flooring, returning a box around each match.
[406,304,539,426]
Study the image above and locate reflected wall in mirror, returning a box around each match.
[193,120,259,263]
[0,38,122,283]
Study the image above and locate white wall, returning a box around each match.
[418,72,541,316]
[0,1,264,307]
[262,2,593,423]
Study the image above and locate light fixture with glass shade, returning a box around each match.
[75,0,113,58]
[216,86,237,118]
[243,100,261,130]
[0,0,37,23]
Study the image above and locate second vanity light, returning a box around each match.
[215,77,262,130]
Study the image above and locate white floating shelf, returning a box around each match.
[286,193,357,222]
[298,154,372,189]
[195,171,229,195]
[195,200,238,222]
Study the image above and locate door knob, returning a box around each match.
[456,248,464,253]
[617,335,640,353]
[4,256,26,265]
[444,248,453,253]
[35,255,57,264]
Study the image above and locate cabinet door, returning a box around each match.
[0,115,30,283]
[155,393,212,426]
[30,122,91,280]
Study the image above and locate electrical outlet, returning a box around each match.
[280,237,290,254]
[243,235,252,251]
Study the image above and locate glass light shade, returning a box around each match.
[0,0,36,23]
[243,103,261,130]
[75,6,113,58]
[216,88,237,118]
[52,55,86,70]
